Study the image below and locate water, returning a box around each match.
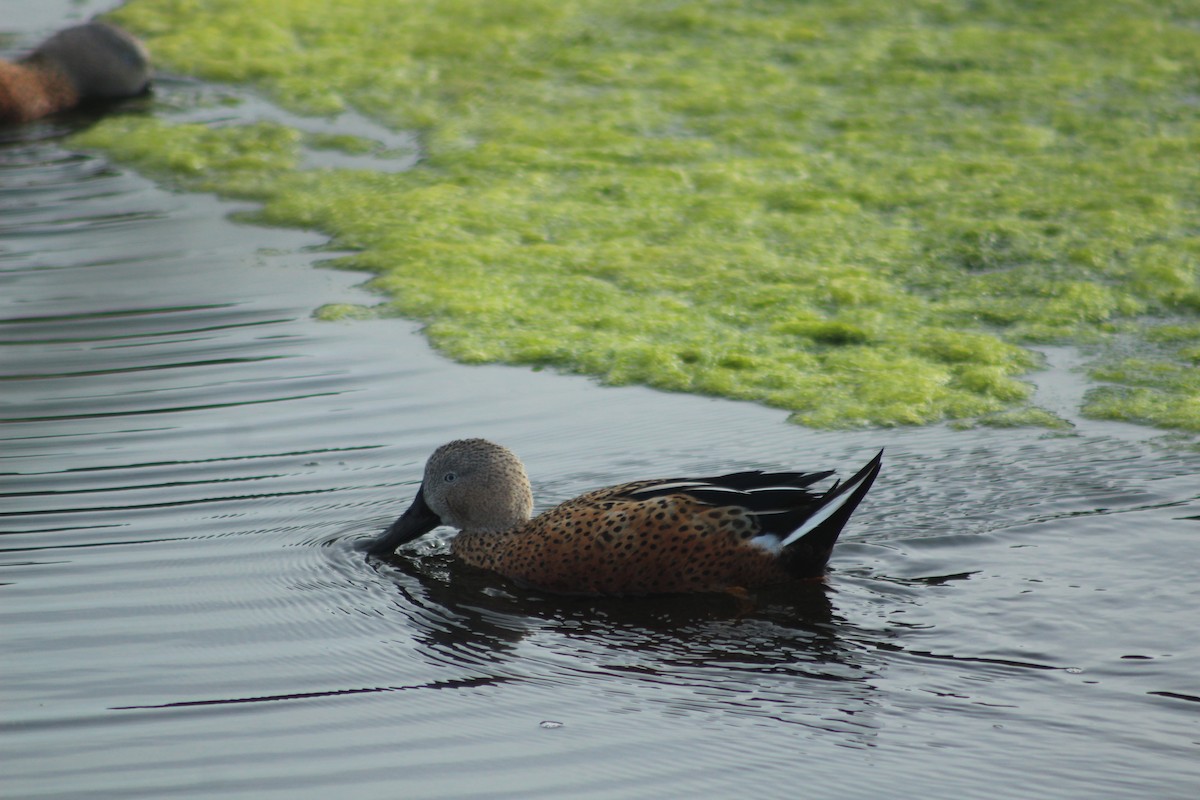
[3,7,1199,799]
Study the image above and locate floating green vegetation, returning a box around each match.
[78,0,1200,429]
[1083,327,1200,429]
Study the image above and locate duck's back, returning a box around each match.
[451,481,793,595]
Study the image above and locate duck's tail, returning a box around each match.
[780,449,883,578]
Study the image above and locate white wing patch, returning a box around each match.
[748,534,784,554]
[629,481,713,495]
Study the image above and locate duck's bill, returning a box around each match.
[362,486,440,556]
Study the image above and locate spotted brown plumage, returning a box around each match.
[366,439,883,596]
[1,22,150,124]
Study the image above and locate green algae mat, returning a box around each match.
[79,0,1200,430]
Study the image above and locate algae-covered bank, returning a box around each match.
[78,0,1200,430]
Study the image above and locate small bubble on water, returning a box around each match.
[1065,667,1083,674]
[539,720,564,729]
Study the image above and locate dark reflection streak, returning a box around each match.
[872,571,980,587]
[0,486,353,517]
[1011,499,1199,527]
[0,428,173,445]
[1,475,290,498]
[1148,691,1200,703]
[0,537,189,552]
[1,525,123,534]
[877,642,1060,672]
[4,210,166,227]
[0,391,343,423]
[7,446,384,475]
[0,304,235,325]
[0,355,291,381]
[110,675,512,711]
[0,319,294,345]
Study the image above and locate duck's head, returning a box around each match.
[23,21,151,100]
[365,439,534,556]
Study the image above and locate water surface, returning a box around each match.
[3,8,1199,799]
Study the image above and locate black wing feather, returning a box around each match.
[623,469,835,523]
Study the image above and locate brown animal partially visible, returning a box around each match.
[0,21,150,123]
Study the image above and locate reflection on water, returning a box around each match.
[3,34,1200,800]
[336,546,884,758]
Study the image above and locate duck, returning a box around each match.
[365,439,882,596]
[0,21,151,123]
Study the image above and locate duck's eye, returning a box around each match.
[443,472,458,483]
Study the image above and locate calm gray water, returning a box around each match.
[3,6,1199,799]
